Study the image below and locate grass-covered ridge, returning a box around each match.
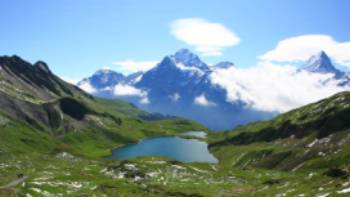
[209,91,350,172]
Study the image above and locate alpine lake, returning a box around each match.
[108,131,218,163]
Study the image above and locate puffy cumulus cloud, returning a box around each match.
[170,18,240,56]
[259,34,350,67]
[78,80,97,94]
[194,94,216,107]
[113,84,149,104]
[112,60,158,74]
[210,62,348,112]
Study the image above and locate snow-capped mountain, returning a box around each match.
[136,49,209,90]
[78,49,350,130]
[78,49,273,130]
[77,68,125,91]
[124,71,144,84]
[302,51,350,86]
[173,48,209,70]
[132,49,273,130]
[303,51,345,78]
[77,68,145,97]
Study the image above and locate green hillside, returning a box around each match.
[209,91,350,170]
[0,55,205,158]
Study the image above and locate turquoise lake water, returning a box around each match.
[109,132,218,163]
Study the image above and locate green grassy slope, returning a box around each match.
[209,91,350,172]
[0,55,206,158]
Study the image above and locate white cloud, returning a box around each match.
[170,18,240,56]
[78,80,96,94]
[113,84,147,97]
[259,34,350,67]
[112,60,158,74]
[194,94,216,107]
[140,97,150,104]
[169,92,180,102]
[113,84,149,104]
[210,62,348,112]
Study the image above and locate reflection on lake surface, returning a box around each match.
[181,131,207,138]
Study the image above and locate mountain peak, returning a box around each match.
[94,68,119,76]
[303,51,344,78]
[317,50,327,57]
[174,48,200,63]
[1,55,53,75]
[34,61,51,74]
[78,68,125,90]
[171,48,209,70]
[174,48,193,56]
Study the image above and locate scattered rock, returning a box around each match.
[324,168,349,179]
[263,179,282,185]
[337,187,350,194]
[55,152,75,160]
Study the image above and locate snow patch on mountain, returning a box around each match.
[173,48,209,70]
[175,62,205,76]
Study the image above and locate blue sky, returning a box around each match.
[1,0,349,81]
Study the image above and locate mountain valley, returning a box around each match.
[1,55,350,196]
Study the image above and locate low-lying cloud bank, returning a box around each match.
[113,84,149,104]
[78,81,97,94]
[210,62,347,113]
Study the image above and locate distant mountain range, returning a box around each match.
[78,49,350,130]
